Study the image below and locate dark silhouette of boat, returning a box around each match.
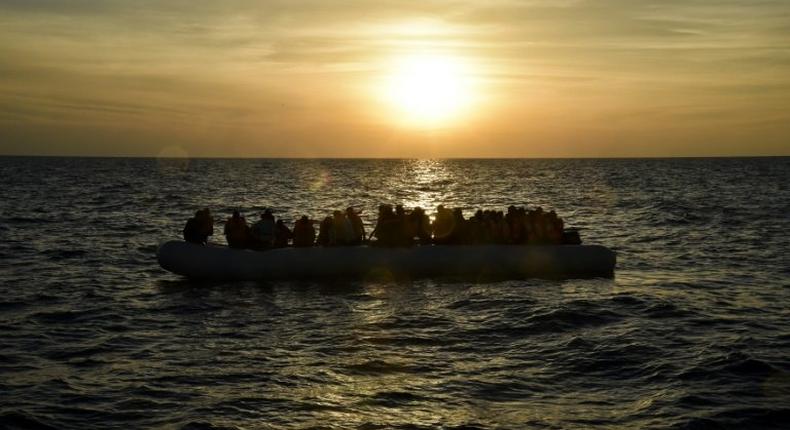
[157,241,616,280]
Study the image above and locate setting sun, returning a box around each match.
[381,53,475,128]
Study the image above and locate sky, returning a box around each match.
[1,0,789,158]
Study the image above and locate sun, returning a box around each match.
[381,53,475,128]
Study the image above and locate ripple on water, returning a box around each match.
[1,157,789,429]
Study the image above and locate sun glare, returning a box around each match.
[381,53,475,128]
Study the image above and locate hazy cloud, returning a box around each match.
[1,0,789,156]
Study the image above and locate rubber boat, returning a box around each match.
[157,240,616,280]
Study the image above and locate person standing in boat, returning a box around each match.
[293,215,316,247]
[224,210,249,249]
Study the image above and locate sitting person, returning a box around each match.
[450,208,467,245]
[506,206,524,244]
[316,216,334,246]
[274,219,293,247]
[346,207,365,245]
[224,210,249,249]
[332,210,354,245]
[372,204,398,246]
[545,210,563,244]
[198,209,214,242]
[432,205,454,245]
[183,208,213,244]
[410,207,431,244]
[562,228,582,245]
[250,210,276,249]
[293,215,316,247]
[392,205,412,246]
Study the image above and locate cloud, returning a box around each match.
[1,0,789,156]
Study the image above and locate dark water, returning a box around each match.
[1,157,789,430]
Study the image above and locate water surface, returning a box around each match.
[1,157,788,429]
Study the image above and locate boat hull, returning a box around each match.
[157,241,616,280]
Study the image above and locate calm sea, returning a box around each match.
[1,157,788,429]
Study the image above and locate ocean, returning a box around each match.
[0,157,788,429]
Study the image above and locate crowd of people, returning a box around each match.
[182,204,580,249]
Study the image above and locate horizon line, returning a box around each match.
[1,154,788,160]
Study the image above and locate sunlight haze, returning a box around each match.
[1,0,789,157]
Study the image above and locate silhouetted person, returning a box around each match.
[450,208,466,244]
[432,205,455,245]
[546,210,563,244]
[183,208,213,245]
[317,216,334,246]
[293,215,316,247]
[250,209,276,249]
[274,219,293,247]
[562,228,582,245]
[332,210,353,245]
[372,204,399,246]
[506,206,522,244]
[390,205,413,246]
[197,208,214,243]
[410,207,431,244]
[224,210,249,249]
[183,211,204,244]
[346,207,365,245]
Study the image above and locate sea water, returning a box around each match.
[0,157,788,429]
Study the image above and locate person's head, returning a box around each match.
[300,215,309,222]
[276,219,284,226]
[333,210,343,217]
[232,210,240,219]
[346,207,357,216]
[395,205,405,215]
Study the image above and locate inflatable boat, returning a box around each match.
[157,240,616,280]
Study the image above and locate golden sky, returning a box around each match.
[1,0,789,157]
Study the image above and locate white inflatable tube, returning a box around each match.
[157,241,616,280]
